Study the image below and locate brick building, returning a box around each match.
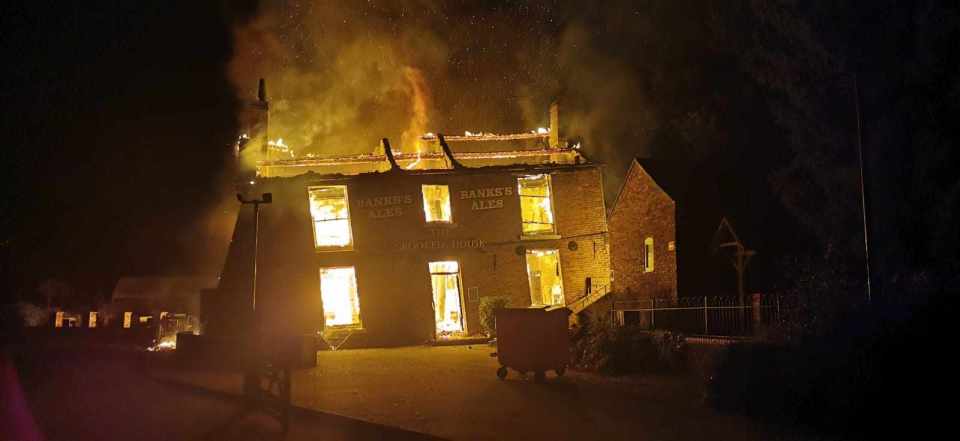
[609,159,682,301]
[206,125,612,347]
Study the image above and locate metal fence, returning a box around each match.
[612,294,792,337]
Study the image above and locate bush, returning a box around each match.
[570,311,686,375]
[478,296,510,337]
[708,292,957,439]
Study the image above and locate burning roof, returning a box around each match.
[255,131,586,178]
[238,88,584,178]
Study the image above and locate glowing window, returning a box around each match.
[518,174,556,235]
[422,185,452,223]
[55,311,64,328]
[123,312,132,329]
[319,267,362,328]
[88,312,97,328]
[644,237,655,273]
[308,186,353,250]
[526,249,565,306]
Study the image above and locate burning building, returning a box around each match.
[205,104,613,347]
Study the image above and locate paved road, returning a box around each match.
[158,345,781,441]
[5,346,438,441]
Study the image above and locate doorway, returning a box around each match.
[429,260,464,335]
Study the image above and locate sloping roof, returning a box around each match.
[633,158,695,202]
[112,276,218,301]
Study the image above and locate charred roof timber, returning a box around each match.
[437,134,466,169]
[381,138,401,171]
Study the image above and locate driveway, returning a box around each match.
[8,345,436,441]
[295,345,774,440]
[156,345,788,440]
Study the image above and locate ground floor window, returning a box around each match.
[429,261,464,335]
[319,266,362,328]
[525,249,565,306]
[123,312,132,328]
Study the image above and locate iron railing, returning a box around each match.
[612,294,793,337]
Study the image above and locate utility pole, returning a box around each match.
[853,73,872,304]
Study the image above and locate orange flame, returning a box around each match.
[399,67,430,154]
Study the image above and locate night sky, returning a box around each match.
[4,1,958,302]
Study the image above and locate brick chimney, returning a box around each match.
[549,101,560,149]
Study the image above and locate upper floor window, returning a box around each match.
[308,185,353,250]
[422,185,452,223]
[518,174,556,235]
[643,237,655,272]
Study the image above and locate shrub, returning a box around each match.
[708,291,956,439]
[478,296,511,337]
[570,311,686,375]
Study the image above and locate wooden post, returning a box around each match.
[752,293,762,334]
[651,298,655,330]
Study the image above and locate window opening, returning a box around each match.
[309,185,353,250]
[319,266,362,328]
[422,185,452,223]
[526,249,565,306]
[644,237,655,272]
[518,174,556,235]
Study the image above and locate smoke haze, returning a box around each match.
[227,0,658,172]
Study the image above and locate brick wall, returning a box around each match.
[609,160,677,300]
[213,164,611,346]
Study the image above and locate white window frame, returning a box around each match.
[525,248,565,307]
[308,185,354,251]
[518,174,557,236]
[421,184,453,223]
[643,237,655,273]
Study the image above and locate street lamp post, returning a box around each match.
[237,192,272,315]
[237,191,290,433]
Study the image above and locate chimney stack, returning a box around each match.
[257,78,268,105]
[257,78,270,157]
[549,101,560,149]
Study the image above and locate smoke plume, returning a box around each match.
[227,1,706,196]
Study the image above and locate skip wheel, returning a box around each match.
[496,366,508,380]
